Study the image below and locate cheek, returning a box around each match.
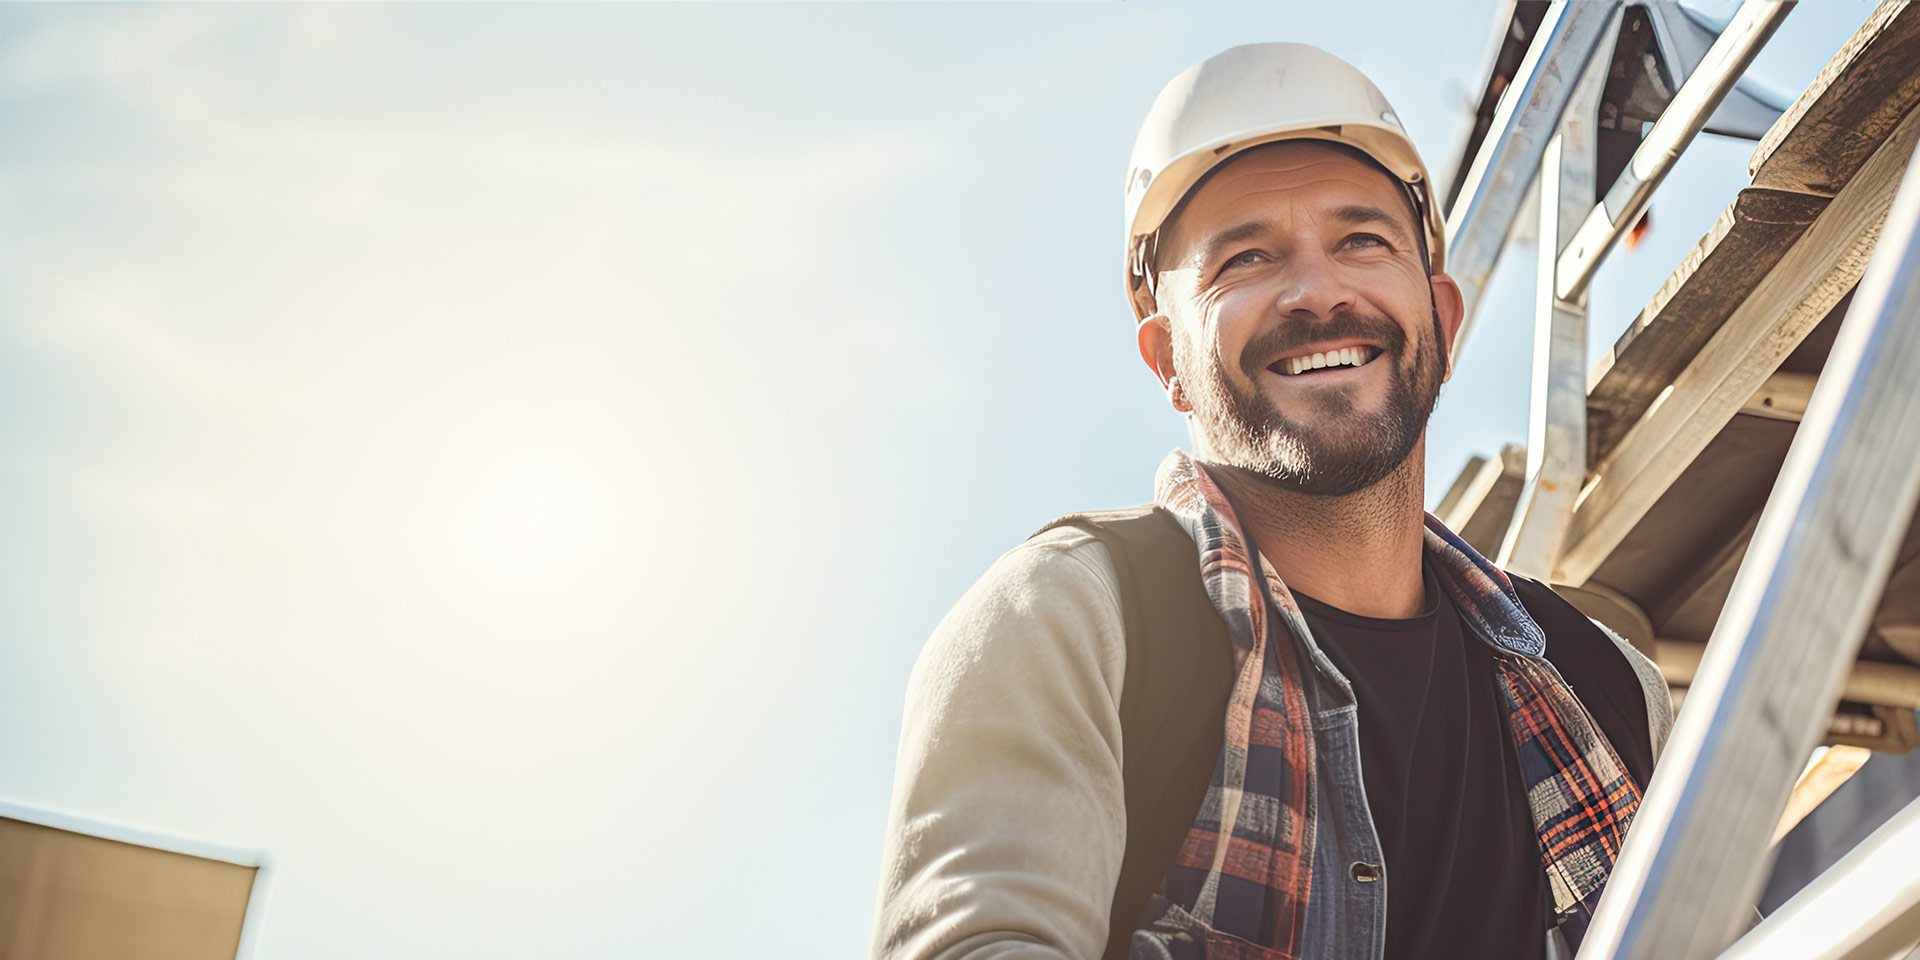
[1372,265,1435,318]
[1196,288,1267,365]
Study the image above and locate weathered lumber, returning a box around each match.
[1739,370,1818,422]
[1749,0,1920,196]
[1586,189,1824,462]
[1557,104,1920,586]
[1584,0,1920,467]
[1435,443,1526,558]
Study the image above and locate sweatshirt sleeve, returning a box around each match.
[871,527,1130,960]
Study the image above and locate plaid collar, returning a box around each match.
[1136,450,1640,956]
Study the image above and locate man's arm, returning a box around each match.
[871,527,1130,960]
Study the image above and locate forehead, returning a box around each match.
[1162,141,1413,257]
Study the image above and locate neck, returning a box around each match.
[1204,443,1430,619]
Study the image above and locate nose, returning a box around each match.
[1270,250,1358,322]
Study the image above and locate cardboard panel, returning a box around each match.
[0,818,255,960]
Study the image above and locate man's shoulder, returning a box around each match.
[990,503,1192,590]
[994,520,1119,590]
[900,520,1133,732]
[920,519,1128,675]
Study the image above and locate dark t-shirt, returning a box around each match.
[1294,560,1654,960]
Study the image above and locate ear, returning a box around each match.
[1136,312,1188,412]
[1429,271,1466,382]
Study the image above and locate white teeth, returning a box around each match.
[1279,347,1375,375]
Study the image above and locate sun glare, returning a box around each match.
[438,443,633,630]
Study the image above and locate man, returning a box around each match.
[872,43,1672,960]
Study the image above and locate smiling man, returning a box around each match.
[872,44,1672,960]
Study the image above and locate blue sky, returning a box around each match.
[0,3,1873,958]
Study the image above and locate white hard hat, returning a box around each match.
[1124,42,1445,319]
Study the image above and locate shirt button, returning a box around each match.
[1350,861,1382,883]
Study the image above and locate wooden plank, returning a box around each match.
[1451,443,1528,558]
[1772,745,1872,844]
[1584,416,1792,618]
[1435,453,1493,524]
[1587,189,1825,462]
[1556,104,1920,586]
[1658,641,1920,712]
[1586,0,1920,468]
[1749,0,1920,197]
[1739,371,1818,422]
[1650,509,1762,637]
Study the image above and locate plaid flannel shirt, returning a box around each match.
[1130,451,1643,959]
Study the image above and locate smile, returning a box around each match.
[1268,345,1382,377]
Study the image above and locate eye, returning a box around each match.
[1343,233,1390,251]
[1220,249,1268,271]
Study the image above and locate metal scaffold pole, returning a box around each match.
[1575,127,1920,960]
[1495,33,1607,580]
[1720,792,1920,959]
[1444,0,1620,358]
[1500,0,1794,580]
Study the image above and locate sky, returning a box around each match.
[0,3,1876,958]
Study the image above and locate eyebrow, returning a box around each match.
[1192,220,1275,267]
[1330,204,1415,244]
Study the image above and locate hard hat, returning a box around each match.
[1124,42,1445,319]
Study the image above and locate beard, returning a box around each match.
[1176,308,1446,497]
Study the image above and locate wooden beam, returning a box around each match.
[1555,104,1920,586]
[1442,443,1527,558]
[1773,745,1872,844]
[1749,0,1920,197]
[1650,510,1763,633]
[1586,189,1824,460]
[1740,370,1818,422]
[1657,641,1920,711]
[1434,453,1494,526]
[1586,0,1920,469]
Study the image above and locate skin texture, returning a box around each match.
[1137,141,1466,618]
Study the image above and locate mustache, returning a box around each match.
[1239,310,1410,379]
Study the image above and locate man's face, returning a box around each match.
[1142,141,1463,496]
